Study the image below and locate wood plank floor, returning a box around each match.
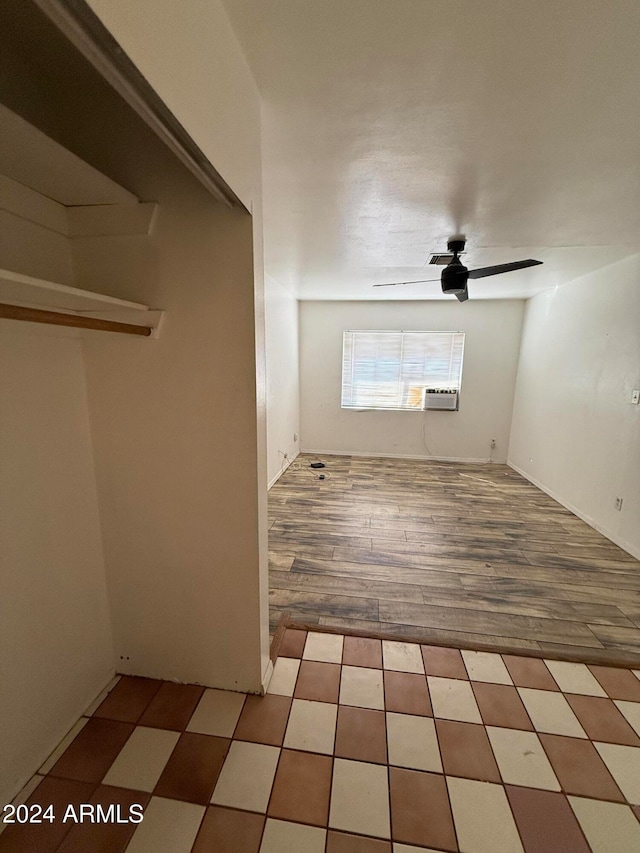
[268,453,640,665]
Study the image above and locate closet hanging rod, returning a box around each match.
[0,303,152,336]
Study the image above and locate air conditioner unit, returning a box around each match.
[423,389,458,411]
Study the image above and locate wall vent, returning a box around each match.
[423,389,459,411]
[429,252,465,265]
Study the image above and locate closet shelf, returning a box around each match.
[0,268,164,337]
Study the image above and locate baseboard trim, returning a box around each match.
[301,449,495,464]
[268,451,300,490]
[507,461,640,560]
[260,659,274,696]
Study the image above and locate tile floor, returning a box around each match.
[2,631,640,852]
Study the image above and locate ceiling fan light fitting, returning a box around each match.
[441,262,469,294]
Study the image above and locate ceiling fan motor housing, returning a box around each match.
[441,257,468,294]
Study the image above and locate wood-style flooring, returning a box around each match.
[268,454,640,665]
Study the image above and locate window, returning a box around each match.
[341,330,465,411]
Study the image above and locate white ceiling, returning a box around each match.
[222,0,640,300]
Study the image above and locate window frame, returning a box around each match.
[340,329,465,412]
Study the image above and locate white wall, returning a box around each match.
[0,318,114,806]
[265,274,299,486]
[509,254,640,558]
[299,300,525,462]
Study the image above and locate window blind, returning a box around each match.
[341,330,465,410]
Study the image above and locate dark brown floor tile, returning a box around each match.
[588,666,640,701]
[192,806,264,853]
[502,655,559,690]
[506,786,590,853]
[0,776,96,853]
[436,719,501,782]
[326,830,392,852]
[335,706,387,764]
[93,677,162,723]
[234,694,291,746]
[294,660,341,703]
[472,682,533,730]
[268,749,332,826]
[539,733,625,801]
[421,645,468,679]
[565,695,640,746]
[138,682,204,731]
[384,671,432,716]
[280,628,307,658]
[49,718,134,783]
[389,767,457,851]
[154,732,229,804]
[342,636,383,669]
[56,786,151,853]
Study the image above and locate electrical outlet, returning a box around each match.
[632,389,640,405]
[615,497,623,511]
[294,433,298,441]
[490,439,496,449]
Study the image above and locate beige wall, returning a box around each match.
[0,208,73,285]
[265,274,300,486]
[1,0,270,801]
[299,300,525,462]
[83,0,270,682]
[77,154,267,689]
[0,243,114,803]
[85,0,261,211]
[509,255,640,559]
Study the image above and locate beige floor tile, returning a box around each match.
[126,797,205,853]
[633,671,640,681]
[461,651,513,685]
[329,758,391,839]
[569,797,640,853]
[393,846,442,852]
[544,660,607,696]
[39,717,89,774]
[284,699,337,754]
[386,713,442,772]
[267,658,300,697]
[260,819,326,853]
[614,700,640,737]
[211,741,280,812]
[102,726,179,791]
[303,632,344,664]
[447,776,524,853]
[487,727,560,790]
[186,689,245,737]
[340,666,385,710]
[428,676,482,723]
[517,687,587,738]
[593,742,640,803]
[382,641,425,674]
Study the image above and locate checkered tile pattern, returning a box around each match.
[2,631,640,852]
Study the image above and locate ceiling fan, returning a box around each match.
[373,238,543,302]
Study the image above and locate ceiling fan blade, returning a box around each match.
[467,259,543,279]
[455,290,469,302]
[372,279,440,288]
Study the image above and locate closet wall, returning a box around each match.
[1,0,267,802]
[76,137,265,691]
[0,206,115,806]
